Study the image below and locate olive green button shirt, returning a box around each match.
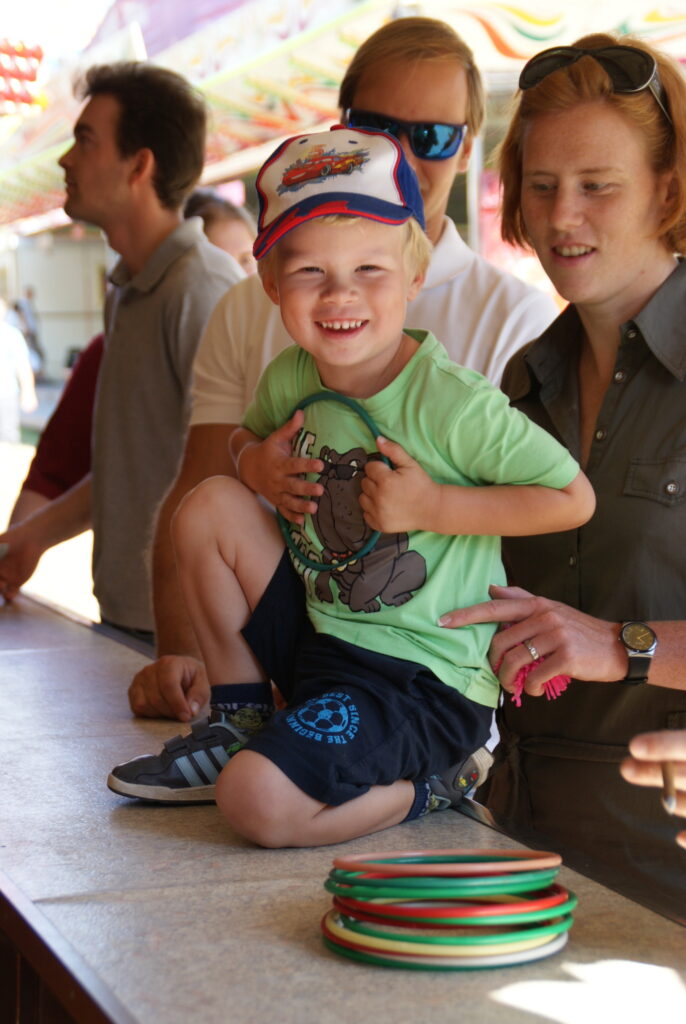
[483,261,686,921]
[503,259,686,633]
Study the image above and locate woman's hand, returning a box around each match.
[438,584,627,698]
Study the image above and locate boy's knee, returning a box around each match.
[215,751,304,848]
[172,476,251,548]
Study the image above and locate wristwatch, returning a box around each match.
[619,621,658,684]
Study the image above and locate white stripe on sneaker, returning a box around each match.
[210,744,231,768]
[191,749,221,783]
[176,755,205,787]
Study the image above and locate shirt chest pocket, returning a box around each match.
[624,457,686,507]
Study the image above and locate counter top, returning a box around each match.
[2,595,685,1023]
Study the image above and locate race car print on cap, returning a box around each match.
[253,124,425,260]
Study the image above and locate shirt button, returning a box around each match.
[595,428,607,441]
[569,554,577,567]
[665,480,680,496]
[613,369,626,383]
[626,328,638,340]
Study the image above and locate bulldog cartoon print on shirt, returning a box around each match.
[301,441,427,614]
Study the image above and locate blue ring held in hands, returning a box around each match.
[276,391,391,572]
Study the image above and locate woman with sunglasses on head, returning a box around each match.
[439,34,686,920]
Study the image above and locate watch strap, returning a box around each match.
[623,652,651,685]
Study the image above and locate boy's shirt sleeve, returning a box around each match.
[242,349,297,439]
[443,375,579,489]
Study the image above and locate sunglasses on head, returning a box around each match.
[344,109,467,160]
[519,45,672,126]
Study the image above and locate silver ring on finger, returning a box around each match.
[523,639,540,662]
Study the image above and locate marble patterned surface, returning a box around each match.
[2,595,685,1024]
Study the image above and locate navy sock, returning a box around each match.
[402,780,433,822]
[402,779,451,822]
[210,682,274,736]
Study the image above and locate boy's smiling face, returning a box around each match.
[261,217,424,397]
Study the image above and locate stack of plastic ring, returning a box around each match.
[322,848,576,970]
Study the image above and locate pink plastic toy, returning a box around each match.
[494,643,571,708]
[510,659,570,708]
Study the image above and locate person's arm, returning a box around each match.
[10,335,104,527]
[360,436,595,536]
[437,584,686,697]
[9,489,51,525]
[134,413,322,720]
[128,424,234,721]
[151,422,235,656]
[621,730,686,846]
[145,256,243,659]
[0,476,92,600]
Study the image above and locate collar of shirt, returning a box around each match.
[509,259,686,402]
[633,258,686,380]
[108,218,205,293]
[422,216,475,290]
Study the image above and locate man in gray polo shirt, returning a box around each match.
[0,63,242,636]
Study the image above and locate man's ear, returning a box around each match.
[456,134,474,175]
[129,147,155,188]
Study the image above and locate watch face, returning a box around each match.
[622,622,656,652]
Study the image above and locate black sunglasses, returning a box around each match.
[345,109,467,160]
[519,45,672,126]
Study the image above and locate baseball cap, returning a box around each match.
[253,124,425,260]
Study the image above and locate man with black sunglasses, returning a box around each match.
[130,16,559,721]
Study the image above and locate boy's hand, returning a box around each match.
[239,411,324,524]
[360,436,440,533]
[128,655,211,721]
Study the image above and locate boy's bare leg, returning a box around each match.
[173,477,416,841]
[216,749,415,847]
[171,476,285,687]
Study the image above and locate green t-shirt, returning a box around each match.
[243,331,579,708]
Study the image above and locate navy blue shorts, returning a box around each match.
[241,552,492,806]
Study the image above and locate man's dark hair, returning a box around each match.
[77,62,207,210]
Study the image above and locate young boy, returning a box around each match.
[109,127,594,847]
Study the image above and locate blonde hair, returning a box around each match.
[500,33,686,253]
[258,215,432,277]
[339,17,485,137]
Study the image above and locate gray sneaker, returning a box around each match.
[429,747,494,809]
[107,713,248,804]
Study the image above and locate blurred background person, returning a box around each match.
[8,287,45,378]
[8,333,103,524]
[0,296,37,444]
[185,189,257,275]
